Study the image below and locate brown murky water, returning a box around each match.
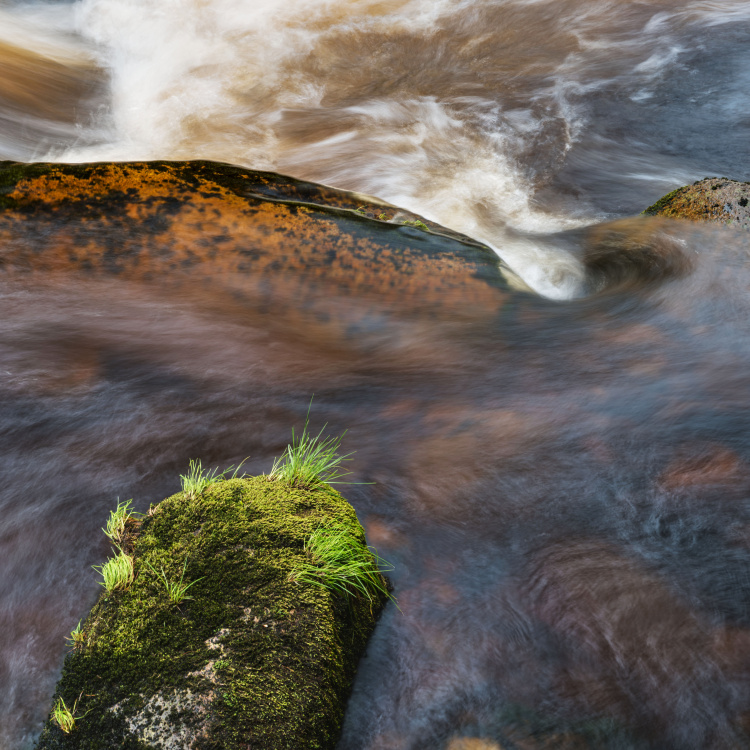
[3,1,750,748]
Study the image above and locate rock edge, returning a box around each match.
[35,476,388,750]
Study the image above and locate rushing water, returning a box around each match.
[3,1,750,748]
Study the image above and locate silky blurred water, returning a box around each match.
[2,1,750,748]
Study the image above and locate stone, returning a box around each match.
[643,177,750,229]
[35,476,389,750]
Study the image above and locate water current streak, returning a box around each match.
[1,2,750,749]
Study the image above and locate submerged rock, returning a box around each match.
[35,476,389,749]
[643,177,750,229]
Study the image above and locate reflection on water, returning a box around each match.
[2,0,750,748]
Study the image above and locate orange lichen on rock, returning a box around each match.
[0,161,510,324]
[7,163,191,206]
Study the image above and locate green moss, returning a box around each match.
[641,186,686,216]
[401,219,429,231]
[36,477,388,750]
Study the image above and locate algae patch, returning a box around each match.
[36,476,389,750]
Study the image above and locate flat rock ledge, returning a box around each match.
[643,177,750,229]
[36,476,388,750]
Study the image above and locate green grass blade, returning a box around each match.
[289,523,395,606]
[92,551,134,592]
[269,400,362,488]
[180,458,250,500]
[102,498,140,546]
[145,557,203,604]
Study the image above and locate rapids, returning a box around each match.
[2,1,750,748]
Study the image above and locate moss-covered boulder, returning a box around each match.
[35,476,388,749]
[643,177,750,229]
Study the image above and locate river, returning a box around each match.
[2,1,750,748]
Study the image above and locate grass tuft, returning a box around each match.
[145,557,203,604]
[51,696,86,734]
[102,498,139,546]
[290,523,393,606]
[92,550,134,592]
[180,458,247,500]
[65,621,85,650]
[269,406,353,489]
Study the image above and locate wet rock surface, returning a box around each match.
[0,160,511,327]
[644,177,750,229]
